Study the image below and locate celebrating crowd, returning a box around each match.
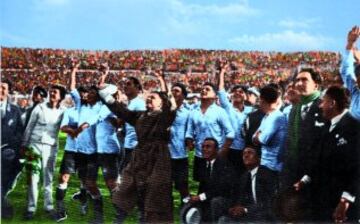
[1,27,360,224]
[2,46,340,95]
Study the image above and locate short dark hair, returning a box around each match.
[325,85,350,112]
[231,85,247,93]
[33,86,48,98]
[296,68,322,85]
[152,91,172,112]
[203,137,219,149]
[244,144,262,158]
[77,86,89,93]
[1,79,12,92]
[128,77,142,91]
[172,83,188,98]
[51,84,67,101]
[260,83,281,104]
[203,82,218,93]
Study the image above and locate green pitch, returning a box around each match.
[3,133,198,223]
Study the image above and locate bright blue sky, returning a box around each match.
[1,0,359,52]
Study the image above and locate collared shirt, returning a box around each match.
[329,109,348,132]
[185,103,235,157]
[301,101,314,120]
[60,107,78,152]
[70,89,102,154]
[96,104,121,154]
[0,99,7,119]
[22,102,65,146]
[123,96,146,149]
[282,104,292,121]
[199,158,216,201]
[218,90,248,150]
[255,109,287,171]
[169,103,191,159]
[250,166,259,204]
[76,102,102,154]
[341,50,360,121]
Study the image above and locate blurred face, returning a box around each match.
[200,85,216,99]
[231,88,246,103]
[146,93,163,111]
[87,89,98,105]
[319,95,335,120]
[32,91,45,104]
[79,91,88,104]
[295,72,319,96]
[49,88,61,103]
[247,93,258,105]
[201,140,217,161]
[18,98,28,108]
[124,79,138,97]
[285,85,301,104]
[259,97,270,113]
[243,147,260,170]
[171,86,184,101]
[0,82,9,101]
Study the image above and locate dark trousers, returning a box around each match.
[119,149,133,174]
[1,148,22,208]
[228,148,246,176]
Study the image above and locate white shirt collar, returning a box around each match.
[250,166,259,178]
[330,109,348,130]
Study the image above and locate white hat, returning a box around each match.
[247,87,260,97]
[99,84,118,104]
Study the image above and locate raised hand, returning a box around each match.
[98,63,110,89]
[346,26,360,50]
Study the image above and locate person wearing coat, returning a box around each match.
[218,145,278,223]
[294,86,360,222]
[1,79,24,219]
[99,83,177,223]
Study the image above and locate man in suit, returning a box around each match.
[281,68,326,190]
[1,79,24,219]
[293,86,360,222]
[187,137,236,223]
[218,145,278,223]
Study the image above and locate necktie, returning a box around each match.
[246,172,254,204]
[206,162,211,179]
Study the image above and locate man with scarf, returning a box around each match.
[280,68,327,220]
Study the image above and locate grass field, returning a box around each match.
[3,132,198,223]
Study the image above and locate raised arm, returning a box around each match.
[70,62,80,91]
[153,69,168,93]
[98,84,142,126]
[218,61,230,91]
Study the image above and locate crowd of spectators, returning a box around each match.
[1,47,341,94]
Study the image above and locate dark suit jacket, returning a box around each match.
[283,98,328,186]
[242,109,265,146]
[233,165,278,221]
[310,112,360,221]
[1,102,23,151]
[201,157,237,200]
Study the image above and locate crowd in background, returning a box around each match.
[1,27,360,224]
